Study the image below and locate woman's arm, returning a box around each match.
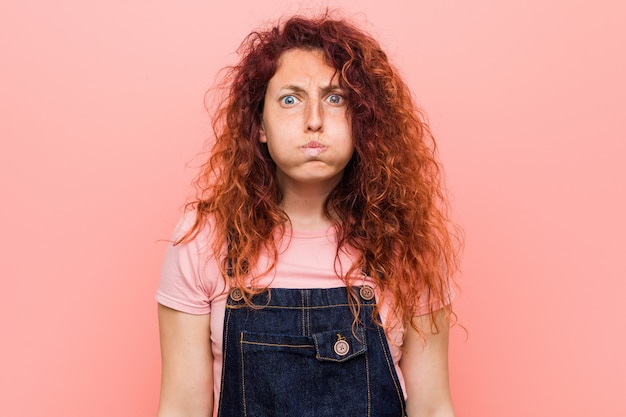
[399,309,455,417]
[157,304,213,417]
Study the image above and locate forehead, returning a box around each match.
[269,48,339,87]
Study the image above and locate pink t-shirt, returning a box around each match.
[157,212,437,414]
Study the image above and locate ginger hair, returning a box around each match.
[178,12,461,332]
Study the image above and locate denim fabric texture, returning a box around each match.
[217,287,407,417]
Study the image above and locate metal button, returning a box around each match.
[359,285,375,301]
[230,287,243,302]
[334,339,350,356]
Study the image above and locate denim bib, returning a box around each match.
[217,286,407,417]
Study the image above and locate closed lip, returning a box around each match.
[302,141,325,149]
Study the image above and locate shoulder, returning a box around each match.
[170,209,215,243]
[157,210,226,315]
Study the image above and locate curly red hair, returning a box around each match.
[179,12,461,332]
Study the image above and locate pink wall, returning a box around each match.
[1,0,624,415]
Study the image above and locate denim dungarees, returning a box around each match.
[217,285,407,417]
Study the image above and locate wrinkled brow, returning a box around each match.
[280,83,344,95]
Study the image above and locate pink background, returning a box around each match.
[1,0,625,415]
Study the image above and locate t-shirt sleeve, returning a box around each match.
[156,212,220,315]
[413,285,455,316]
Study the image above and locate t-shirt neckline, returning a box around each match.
[283,226,337,239]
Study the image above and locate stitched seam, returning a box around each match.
[301,291,305,336]
[217,307,232,416]
[306,290,311,336]
[377,325,405,415]
[366,345,371,417]
[313,348,367,361]
[240,332,247,417]
[226,303,366,310]
[241,341,314,348]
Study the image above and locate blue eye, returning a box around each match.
[327,94,344,105]
[281,95,297,106]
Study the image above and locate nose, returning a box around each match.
[305,100,323,132]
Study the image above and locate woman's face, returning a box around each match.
[260,48,354,192]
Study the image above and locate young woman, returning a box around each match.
[157,13,460,417]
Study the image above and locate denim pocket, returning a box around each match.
[313,328,367,362]
[240,331,315,349]
[239,330,370,417]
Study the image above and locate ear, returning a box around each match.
[259,121,267,143]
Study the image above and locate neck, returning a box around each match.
[279,181,337,231]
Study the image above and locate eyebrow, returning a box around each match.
[280,84,344,95]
